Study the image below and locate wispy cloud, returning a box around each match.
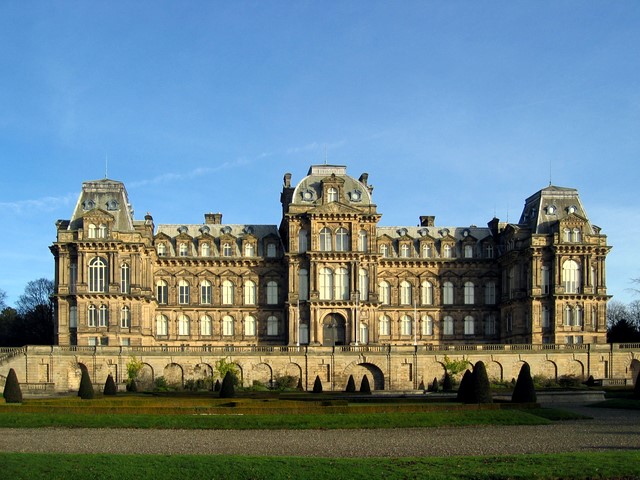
[285,140,346,155]
[0,192,77,215]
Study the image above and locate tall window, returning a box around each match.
[422,244,432,258]
[400,281,412,305]
[464,282,475,305]
[156,280,168,304]
[443,282,454,305]
[327,187,338,202]
[200,315,212,336]
[222,315,234,336]
[88,305,97,327]
[319,228,332,251]
[179,243,188,256]
[69,306,77,328]
[485,244,494,258]
[120,263,130,294]
[358,230,368,252]
[335,228,350,251]
[120,306,131,328]
[464,316,474,335]
[200,280,212,304]
[573,228,582,243]
[464,245,473,258]
[178,280,190,305]
[244,280,256,305]
[266,243,277,257]
[485,282,496,305]
[299,323,309,344]
[422,315,433,336]
[541,265,550,294]
[88,257,108,293]
[70,262,77,294]
[575,306,583,327]
[358,268,369,301]
[484,315,496,335]
[542,306,550,328]
[564,305,574,326]
[379,244,389,257]
[421,281,433,305]
[98,224,107,238]
[443,316,454,335]
[222,280,234,305]
[244,243,255,257]
[299,269,309,301]
[400,244,410,258]
[267,281,278,304]
[379,315,391,336]
[156,315,168,336]
[334,268,349,300]
[562,260,580,293]
[178,314,190,336]
[99,305,108,327]
[379,281,391,305]
[222,243,232,257]
[201,243,210,257]
[298,229,308,253]
[156,244,166,256]
[359,323,369,345]
[88,224,97,238]
[319,268,333,300]
[443,244,453,258]
[267,316,279,336]
[244,316,256,336]
[400,315,412,336]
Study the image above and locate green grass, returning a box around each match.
[1,451,639,480]
[590,398,640,410]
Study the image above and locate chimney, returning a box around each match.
[205,213,223,225]
[419,215,435,227]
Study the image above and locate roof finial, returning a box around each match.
[549,159,552,187]
[324,143,327,165]
[105,153,108,179]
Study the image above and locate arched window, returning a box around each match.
[400,315,412,336]
[421,281,433,305]
[88,257,108,293]
[400,244,410,258]
[327,187,338,202]
[98,224,107,238]
[99,304,108,327]
[464,245,474,258]
[222,243,233,257]
[358,230,368,252]
[564,305,574,326]
[380,244,390,258]
[400,281,412,305]
[443,316,454,336]
[298,229,308,253]
[573,228,582,243]
[266,243,277,257]
[564,228,572,242]
[244,316,256,336]
[222,280,234,305]
[562,260,580,293]
[156,315,168,336]
[443,281,454,305]
[178,280,190,304]
[88,305,97,327]
[201,243,210,257]
[464,315,474,335]
[379,315,391,336]
[378,281,391,305]
[443,244,453,258]
[319,268,333,300]
[156,243,166,256]
[120,263,130,294]
[200,315,212,336]
[299,269,309,301]
[244,243,255,257]
[575,306,583,327]
[179,243,189,257]
[335,227,350,251]
[156,280,168,304]
[267,281,278,304]
[200,280,212,304]
[222,315,234,336]
[178,314,190,336]
[358,268,369,301]
[88,224,97,238]
[422,244,432,258]
[485,282,496,304]
[267,316,279,336]
[464,282,475,305]
[334,267,349,300]
[422,315,433,336]
[120,306,131,328]
[244,280,256,305]
[319,228,332,251]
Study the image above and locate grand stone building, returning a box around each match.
[50,165,611,350]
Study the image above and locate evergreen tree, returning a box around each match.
[431,377,439,393]
[219,371,236,398]
[634,375,640,399]
[512,363,537,404]
[103,374,117,396]
[312,375,323,393]
[418,379,425,391]
[214,379,221,392]
[470,361,493,404]
[456,369,472,402]
[78,365,95,400]
[345,374,356,393]
[3,368,22,403]
[442,372,452,392]
[360,375,371,394]
[296,377,304,391]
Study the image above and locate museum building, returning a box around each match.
[50,165,611,348]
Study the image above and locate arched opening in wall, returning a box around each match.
[68,362,86,391]
[342,362,385,391]
[164,363,183,388]
[285,362,303,387]
[486,361,503,383]
[630,359,640,385]
[322,313,346,346]
[193,363,213,390]
[232,363,244,387]
[565,360,585,380]
[532,360,557,385]
[252,363,273,388]
[136,363,154,391]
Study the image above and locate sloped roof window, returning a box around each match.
[83,200,95,211]
[106,199,119,211]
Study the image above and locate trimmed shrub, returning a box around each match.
[214,379,221,392]
[456,369,472,402]
[312,375,323,393]
[512,363,536,403]
[103,374,117,396]
[584,375,596,387]
[127,378,138,393]
[78,365,95,400]
[3,368,22,404]
[345,375,356,393]
[431,377,439,393]
[219,371,235,398]
[634,375,640,399]
[442,372,452,392]
[418,379,425,391]
[360,375,371,394]
[469,361,493,404]
[296,377,304,391]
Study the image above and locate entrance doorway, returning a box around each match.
[322,313,346,346]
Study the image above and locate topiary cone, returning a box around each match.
[219,371,235,398]
[442,372,452,392]
[345,374,356,393]
[456,369,472,402]
[512,363,537,404]
[312,375,323,393]
[78,365,95,400]
[360,375,371,394]
[3,368,22,404]
[103,374,117,396]
[470,361,493,404]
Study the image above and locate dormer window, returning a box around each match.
[327,187,338,203]
[546,205,556,215]
[199,225,210,235]
[301,189,314,202]
[223,243,232,257]
[156,244,166,256]
[177,226,188,234]
[349,190,362,202]
[88,223,97,238]
[98,224,107,238]
[222,226,232,235]
[567,205,577,214]
[83,200,95,211]
[179,243,189,257]
[106,199,118,211]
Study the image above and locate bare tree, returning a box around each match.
[16,279,53,316]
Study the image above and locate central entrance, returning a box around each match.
[322,313,346,346]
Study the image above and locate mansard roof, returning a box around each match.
[155,224,279,241]
[290,164,374,208]
[68,178,134,232]
[376,226,492,241]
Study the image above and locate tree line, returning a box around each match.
[0,278,55,346]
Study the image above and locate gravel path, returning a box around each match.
[0,405,638,458]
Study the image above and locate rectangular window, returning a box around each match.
[69,306,78,328]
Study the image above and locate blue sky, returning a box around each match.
[0,1,639,307]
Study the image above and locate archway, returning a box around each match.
[343,362,385,391]
[322,313,346,346]
[136,363,154,391]
[164,363,183,388]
